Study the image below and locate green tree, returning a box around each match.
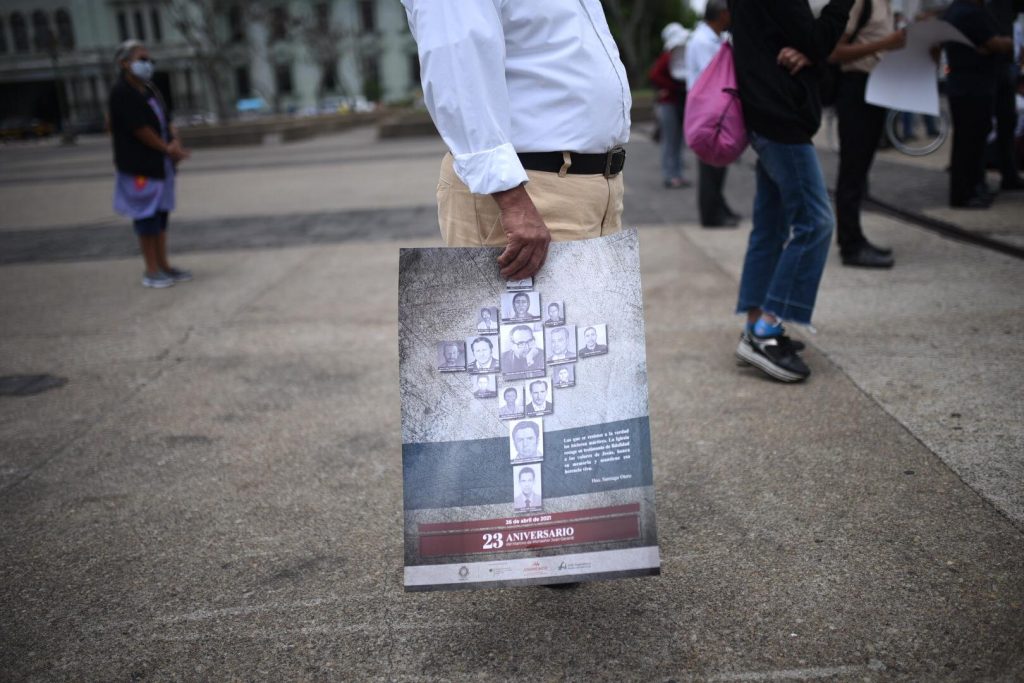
[601,0,699,85]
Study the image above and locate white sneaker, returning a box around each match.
[142,271,175,288]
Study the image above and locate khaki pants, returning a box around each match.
[436,153,624,247]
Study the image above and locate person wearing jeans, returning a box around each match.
[736,132,834,329]
[649,23,691,189]
[729,0,852,382]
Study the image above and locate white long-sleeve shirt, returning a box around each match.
[684,22,724,88]
[401,0,632,195]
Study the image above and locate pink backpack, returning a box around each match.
[684,41,747,167]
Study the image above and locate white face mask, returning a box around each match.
[130,59,154,81]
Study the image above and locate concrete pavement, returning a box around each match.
[1,127,1022,681]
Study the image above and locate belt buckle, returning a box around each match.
[604,146,626,178]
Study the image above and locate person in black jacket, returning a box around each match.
[730,0,852,383]
[108,40,191,288]
[943,0,1015,208]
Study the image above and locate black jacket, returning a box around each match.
[730,0,853,144]
[108,76,172,179]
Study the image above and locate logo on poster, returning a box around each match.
[523,560,548,574]
[458,566,469,578]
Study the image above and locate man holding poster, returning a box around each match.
[400,0,630,280]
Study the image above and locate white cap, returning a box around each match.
[661,22,690,52]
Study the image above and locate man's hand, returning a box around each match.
[493,184,551,280]
[884,29,908,52]
[777,47,812,76]
[167,139,191,163]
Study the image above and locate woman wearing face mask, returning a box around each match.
[108,39,191,288]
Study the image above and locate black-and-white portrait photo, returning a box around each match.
[545,325,577,364]
[500,291,541,323]
[497,386,525,420]
[578,324,609,358]
[476,306,499,334]
[543,300,565,327]
[465,335,499,374]
[513,464,542,511]
[509,418,544,464]
[525,379,553,417]
[500,323,545,380]
[552,364,576,388]
[437,340,466,372]
[472,374,497,399]
[506,277,533,291]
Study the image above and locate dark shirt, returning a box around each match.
[729,0,853,144]
[944,0,998,97]
[108,76,172,179]
[649,51,685,105]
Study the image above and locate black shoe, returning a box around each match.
[735,331,810,382]
[841,244,894,268]
[863,240,892,256]
[1000,176,1024,191]
[543,582,580,589]
[724,206,742,221]
[950,194,992,209]
[702,214,741,228]
[735,328,804,366]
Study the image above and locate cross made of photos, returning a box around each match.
[436,277,610,514]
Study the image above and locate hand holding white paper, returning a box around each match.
[865,18,973,116]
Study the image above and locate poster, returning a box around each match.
[399,229,660,591]
[865,18,972,116]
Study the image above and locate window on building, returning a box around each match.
[11,13,29,53]
[56,9,74,49]
[116,11,128,42]
[150,9,162,43]
[133,10,146,41]
[269,6,288,42]
[322,60,338,91]
[361,55,380,101]
[31,10,53,52]
[0,18,8,54]
[275,64,293,95]
[235,66,251,98]
[358,0,375,32]
[314,3,330,33]
[228,5,245,43]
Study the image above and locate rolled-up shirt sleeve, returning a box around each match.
[403,0,528,195]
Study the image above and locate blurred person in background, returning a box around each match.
[829,0,906,268]
[985,0,1024,191]
[108,39,191,288]
[687,0,742,227]
[943,0,1014,208]
[649,22,692,189]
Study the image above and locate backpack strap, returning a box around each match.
[848,0,873,45]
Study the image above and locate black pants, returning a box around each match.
[948,94,993,206]
[835,72,886,254]
[698,161,730,225]
[993,62,1019,183]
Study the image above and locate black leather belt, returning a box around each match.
[518,146,626,177]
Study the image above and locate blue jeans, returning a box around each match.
[736,133,834,325]
[656,102,686,182]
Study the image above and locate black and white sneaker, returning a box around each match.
[735,330,810,382]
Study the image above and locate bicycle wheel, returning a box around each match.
[884,109,949,157]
